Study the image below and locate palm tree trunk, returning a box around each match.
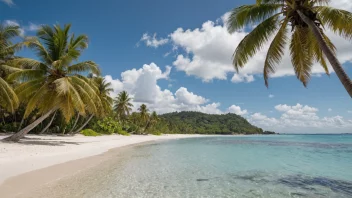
[3,109,57,142]
[73,115,94,134]
[68,114,80,134]
[39,111,57,134]
[298,10,352,98]
[17,117,24,132]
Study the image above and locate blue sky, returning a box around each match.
[2,0,352,133]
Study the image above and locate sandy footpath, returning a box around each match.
[0,134,204,185]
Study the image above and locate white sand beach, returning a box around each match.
[0,134,204,197]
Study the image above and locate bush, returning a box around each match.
[0,122,19,132]
[81,129,101,136]
[151,131,162,136]
[117,130,130,136]
[92,117,122,135]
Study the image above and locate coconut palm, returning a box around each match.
[227,0,352,97]
[73,77,113,134]
[3,24,101,141]
[138,104,149,126]
[114,91,133,123]
[0,23,21,113]
[145,111,159,132]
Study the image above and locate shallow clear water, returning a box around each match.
[51,135,352,198]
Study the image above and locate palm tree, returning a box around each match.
[138,104,149,126]
[73,77,113,134]
[227,0,352,97]
[114,91,133,124]
[0,23,21,113]
[3,24,101,141]
[145,111,159,132]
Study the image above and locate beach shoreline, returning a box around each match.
[0,134,209,197]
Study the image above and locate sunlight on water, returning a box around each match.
[50,135,352,198]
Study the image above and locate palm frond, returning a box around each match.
[232,14,280,71]
[290,27,313,87]
[67,61,101,75]
[315,6,352,40]
[0,77,19,113]
[227,4,282,33]
[264,19,289,87]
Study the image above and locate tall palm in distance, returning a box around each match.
[227,0,352,97]
[0,23,21,113]
[4,24,101,141]
[114,91,133,125]
[138,104,149,126]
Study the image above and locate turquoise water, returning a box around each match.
[78,135,352,197]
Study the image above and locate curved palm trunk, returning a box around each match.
[39,111,57,134]
[73,115,94,134]
[68,114,80,134]
[298,11,352,98]
[3,109,57,142]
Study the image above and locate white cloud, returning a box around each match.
[348,111,352,114]
[166,4,352,84]
[104,62,246,115]
[139,33,169,48]
[250,104,352,133]
[227,105,248,116]
[27,23,41,31]
[175,87,208,105]
[328,108,332,112]
[330,1,352,12]
[1,0,14,6]
[269,94,275,98]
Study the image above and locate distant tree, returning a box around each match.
[114,91,133,125]
[138,104,149,127]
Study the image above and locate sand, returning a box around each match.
[0,134,204,197]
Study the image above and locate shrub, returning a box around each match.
[92,117,122,134]
[151,131,162,136]
[117,130,130,136]
[81,129,101,136]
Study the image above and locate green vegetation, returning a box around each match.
[81,129,101,137]
[156,112,263,135]
[228,0,352,97]
[1,20,285,140]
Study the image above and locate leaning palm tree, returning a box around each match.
[227,0,352,97]
[0,23,21,113]
[114,91,133,124]
[3,24,101,141]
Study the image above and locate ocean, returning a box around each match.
[45,135,352,198]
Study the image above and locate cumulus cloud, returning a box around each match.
[1,0,14,6]
[166,3,352,84]
[27,22,41,31]
[250,104,352,133]
[269,94,274,98]
[175,87,208,105]
[227,105,248,116]
[328,108,332,112]
[139,33,169,48]
[104,63,246,115]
